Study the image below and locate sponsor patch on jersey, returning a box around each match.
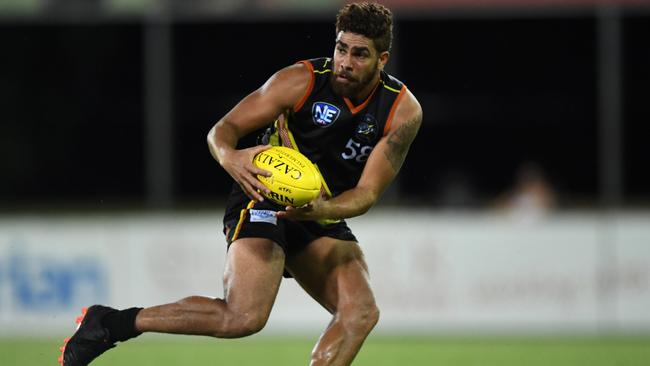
[355,114,378,143]
[249,209,277,225]
[312,102,341,127]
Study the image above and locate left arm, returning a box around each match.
[278,88,422,220]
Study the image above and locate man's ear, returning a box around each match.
[379,51,390,70]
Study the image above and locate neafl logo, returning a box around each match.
[312,102,341,127]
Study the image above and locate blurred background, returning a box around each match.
[1,0,650,365]
[1,0,650,210]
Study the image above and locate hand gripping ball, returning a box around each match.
[253,146,322,207]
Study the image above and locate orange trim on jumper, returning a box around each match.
[231,200,256,242]
[293,60,315,112]
[343,80,381,115]
[383,85,407,136]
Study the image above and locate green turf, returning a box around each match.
[3,335,649,365]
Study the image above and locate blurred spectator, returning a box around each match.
[438,169,478,208]
[493,161,557,221]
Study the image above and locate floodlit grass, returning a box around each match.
[3,334,649,366]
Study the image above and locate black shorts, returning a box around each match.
[222,185,357,258]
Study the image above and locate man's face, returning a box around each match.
[331,31,384,99]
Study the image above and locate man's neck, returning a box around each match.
[350,76,381,105]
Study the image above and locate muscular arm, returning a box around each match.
[383,115,421,173]
[207,63,311,201]
[279,88,422,220]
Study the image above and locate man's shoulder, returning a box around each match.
[380,71,405,94]
[271,61,313,86]
[295,57,332,73]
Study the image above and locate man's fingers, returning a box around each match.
[276,208,291,219]
[244,174,271,195]
[250,144,272,157]
[248,145,273,177]
[276,205,314,220]
[252,167,272,178]
[239,180,265,202]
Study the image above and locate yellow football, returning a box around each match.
[253,146,321,207]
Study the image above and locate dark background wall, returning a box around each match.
[0,9,648,210]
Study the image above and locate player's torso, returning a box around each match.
[281,57,405,196]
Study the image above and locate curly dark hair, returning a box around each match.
[335,2,393,53]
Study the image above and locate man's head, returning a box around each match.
[331,2,393,99]
[336,2,393,54]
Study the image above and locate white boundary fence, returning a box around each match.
[1,210,649,336]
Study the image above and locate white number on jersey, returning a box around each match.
[341,138,373,163]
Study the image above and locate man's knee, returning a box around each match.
[234,313,268,337]
[338,301,380,335]
[213,311,269,338]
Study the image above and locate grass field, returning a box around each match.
[2,335,649,365]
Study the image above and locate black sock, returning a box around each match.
[101,307,144,343]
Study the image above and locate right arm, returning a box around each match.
[207,63,312,202]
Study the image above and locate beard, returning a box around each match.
[330,61,379,99]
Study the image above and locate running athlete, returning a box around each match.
[59,3,422,366]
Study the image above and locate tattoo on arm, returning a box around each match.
[383,113,422,172]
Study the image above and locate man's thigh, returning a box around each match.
[284,237,375,313]
[223,238,286,317]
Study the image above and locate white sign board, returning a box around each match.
[1,210,649,336]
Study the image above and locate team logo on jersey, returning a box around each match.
[312,102,341,127]
[354,114,378,143]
